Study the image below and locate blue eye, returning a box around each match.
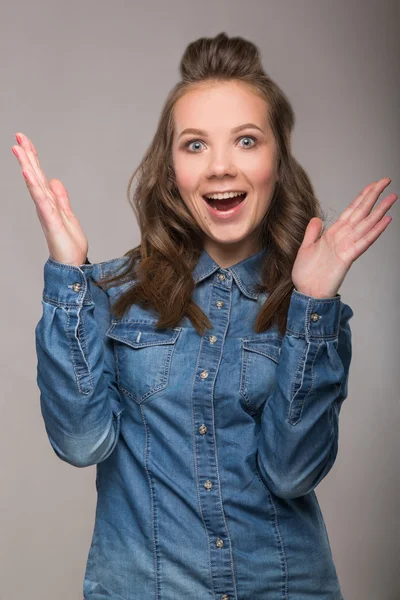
[185,140,205,152]
[238,136,257,148]
[184,135,258,153]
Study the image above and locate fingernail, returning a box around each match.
[15,133,22,144]
[22,170,29,182]
[12,147,19,158]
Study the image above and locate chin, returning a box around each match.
[205,227,254,245]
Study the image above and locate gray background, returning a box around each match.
[1,1,399,598]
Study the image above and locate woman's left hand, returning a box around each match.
[291,177,397,299]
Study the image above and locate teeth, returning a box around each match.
[204,191,246,200]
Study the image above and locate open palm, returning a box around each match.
[292,178,397,299]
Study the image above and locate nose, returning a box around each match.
[205,148,238,179]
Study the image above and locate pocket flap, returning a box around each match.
[106,321,181,349]
[242,335,281,364]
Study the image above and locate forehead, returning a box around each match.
[173,81,268,133]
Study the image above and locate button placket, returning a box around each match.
[191,269,236,598]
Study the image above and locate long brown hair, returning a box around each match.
[94,32,327,336]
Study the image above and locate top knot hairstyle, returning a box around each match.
[95,32,327,336]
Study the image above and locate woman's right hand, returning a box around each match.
[12,132,89,267]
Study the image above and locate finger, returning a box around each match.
[347,177,392,227]
[338,178,392,226]
[339,181,377,223]
[353,193,397,240]
[15,132,49,189]
[48,179,75,216]
[21,166,59,232]
[353,215,392,258]
[12,142,48,198]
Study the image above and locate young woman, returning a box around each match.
[13,32,396,600]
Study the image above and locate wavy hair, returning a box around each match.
[94,31,327,336]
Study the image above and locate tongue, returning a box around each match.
[210,194,245,210]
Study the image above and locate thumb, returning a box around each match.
[48,178,73,214]
[300,217,324,249]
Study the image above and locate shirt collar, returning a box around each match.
[192,247,267,300]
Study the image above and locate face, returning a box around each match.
[171,80,279,267]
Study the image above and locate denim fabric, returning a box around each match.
[35,247,353,599]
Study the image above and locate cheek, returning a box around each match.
[246,157,276,188]
[173,155,199,193]
[246,159,277,217]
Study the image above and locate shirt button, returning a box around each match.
[216,300,224,309]
[215,538,224,548]
[311,312,321,322]
[209,335,217,344]
[221,595,229,600]
[70,282,82,292]
[217,273,226,281]
[200,370,209,379]
[199,424,207,435]
[204,480,213,490]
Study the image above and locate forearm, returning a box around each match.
[256,289,353,499]
[35,257,124,467]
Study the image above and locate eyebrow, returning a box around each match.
[177,122,265,140]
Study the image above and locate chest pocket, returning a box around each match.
[240,334,282,415]
[105,321,182,405]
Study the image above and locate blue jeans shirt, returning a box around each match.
[35,247,353,599]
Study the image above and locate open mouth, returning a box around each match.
[202,192,247,211]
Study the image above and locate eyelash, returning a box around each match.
[184,135,258,153]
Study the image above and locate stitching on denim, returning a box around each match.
[230,269,258,299]
[42,294,93,308]
[242,339,280,363]
[189,320,216,599]
[140,404,160,600]
[266,491,289,599]
[312,490,336,561]
[66,307,90,396]
[47,257,85,271]
[239,344,275,416]
[193,264,219,284]
[68,304,94,395]
[239,342,252,413]
[112,329,182,404]
[286,328,339,341]
[290,341,308,409]
[252,467,289,598]
[76,304,95,392]
[305,297,312,343]
[288,341,322,425]
[108,327,181,346]
[209,288,238,600]
[292,289,340,303]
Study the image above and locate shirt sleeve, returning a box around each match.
[34,256,124,468]
[256,288,354,499]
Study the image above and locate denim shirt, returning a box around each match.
[35,247,353,600]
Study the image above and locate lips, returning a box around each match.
[202,190,247,198]
[201,192,248,219]
[202,192,247,209]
